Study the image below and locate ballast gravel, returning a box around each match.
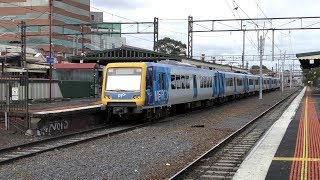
[0,88,299,179]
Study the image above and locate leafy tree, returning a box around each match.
[251,65,268,70]
[154,37,186,55]
[305,67,320,85]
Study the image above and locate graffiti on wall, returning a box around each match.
[37,120,69,136]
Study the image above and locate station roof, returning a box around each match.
[67,45,184,64]
[296,51,320,69]
[67,45,249,73]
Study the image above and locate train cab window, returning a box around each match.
[176,75,181,89]
[181,75,186,89]
[255,79,259,85]
[264,80,266,85]
[186,76,190,89]
[171,75,176,89]
[249,79,254,85]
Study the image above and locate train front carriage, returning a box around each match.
[101,63,148,117]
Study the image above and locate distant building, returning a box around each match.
[89,12,126,51]
[0,0,91,57]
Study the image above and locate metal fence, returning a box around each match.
[0,72,29,131]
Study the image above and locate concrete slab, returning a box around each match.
[232,87,306,180]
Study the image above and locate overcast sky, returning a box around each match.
[90,0,320,70]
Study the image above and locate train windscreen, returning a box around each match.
[106,68,142,91]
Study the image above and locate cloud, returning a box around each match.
[90,0,320,71]
[91,0,150,10]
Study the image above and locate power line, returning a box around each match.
[224,0,258,49]
[90,6,137,22]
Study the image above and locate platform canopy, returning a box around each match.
[67,45,248,73]
[296,51,320,69]
[67,45,184,65]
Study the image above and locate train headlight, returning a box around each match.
[132,95,141,99]
[105,95,112,99]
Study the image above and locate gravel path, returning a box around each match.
[0,88,299,179]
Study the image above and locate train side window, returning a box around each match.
[249,79,254,85]
[214,76,217,87]
[237,78,243,86]
[200,76,204,88]
[227,78,233,86]
[176,75,181,89]
[171,75,176,89]
[206,77,210,88]
[255,79,259,85]
[205,77,208,88]
[209,77,212,87]
[186,76,190,89]
[181,75,186,89]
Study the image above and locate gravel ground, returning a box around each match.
[0,88,299,179]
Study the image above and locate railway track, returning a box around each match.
[169,88,301,180]
[0,123,149,165]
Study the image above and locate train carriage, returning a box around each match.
[101,61,281,121]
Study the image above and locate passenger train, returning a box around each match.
[101,61,280,120]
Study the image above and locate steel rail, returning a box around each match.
[168,88,301,179]
[0,123,149,165]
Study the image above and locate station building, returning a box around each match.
[0,1,125,58]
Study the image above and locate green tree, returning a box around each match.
[155,37,186,55]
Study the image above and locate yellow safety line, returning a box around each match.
[301,96,308,180]
[273,157,320,162]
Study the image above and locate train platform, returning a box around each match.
[233,86,320,180]
[0,98,103,136]
[27,98,101,117]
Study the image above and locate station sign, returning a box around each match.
[46,57,54,64]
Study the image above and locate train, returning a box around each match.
[101,61,281,120]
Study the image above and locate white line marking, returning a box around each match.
[232,87,306,180]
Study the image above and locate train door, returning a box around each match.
[193,75,197,98]
[211,75,215,97]
[214,75,218,96]
[234,77,236,92]
[243,76,248,92]
[145,67,154,106]
[219,73,225,96]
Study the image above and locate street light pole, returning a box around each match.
[259,35,264,100]
[49,0,53,102]
[281,51,286,92]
